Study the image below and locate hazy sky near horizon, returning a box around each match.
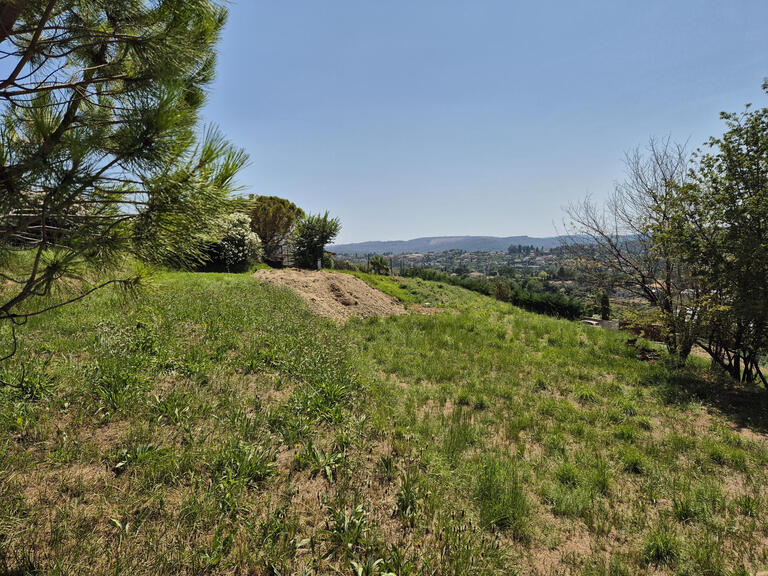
[203,1,768,244]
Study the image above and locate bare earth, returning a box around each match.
[253,268,408,321]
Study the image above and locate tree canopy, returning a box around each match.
[292,212,341,270]
[248,195,305,263]
[674,90,768,384]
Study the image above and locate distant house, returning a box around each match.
[581,318,619,330]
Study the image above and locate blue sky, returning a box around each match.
[203,1,768,244]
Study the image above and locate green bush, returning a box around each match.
[292,212,341,269]
[202,212,262,272]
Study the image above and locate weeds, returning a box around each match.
[323,504,372,559]
[475,456,529,541]
[295,442,346,482]
[215,441,276,487]
[396,469,422,527]
[642,521,680,566]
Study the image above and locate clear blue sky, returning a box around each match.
[203,1,768,244]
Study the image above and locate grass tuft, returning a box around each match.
[475,456,529,541]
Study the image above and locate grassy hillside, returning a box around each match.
[1,272,767,575]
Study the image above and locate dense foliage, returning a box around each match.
[293,212,341,269]
[402,267,584,319]
[0,0,245,347]
[675,92,768,384]
[201,212,262,272]
[247,196,305,263]
[368,255,390,275]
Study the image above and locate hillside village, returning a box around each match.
[336,245,561,276]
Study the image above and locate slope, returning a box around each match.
[0,271,766,575]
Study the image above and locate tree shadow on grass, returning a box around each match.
[648,368,768,435]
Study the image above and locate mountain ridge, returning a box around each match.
[329,235,565,255]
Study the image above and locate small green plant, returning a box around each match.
[575,386,599,405]
[295,442,346,482]
[351,557,384,576]
[705,441,748,471]
[555,462,580,487]
[620,446,645,474]
[1,359,55,402]
[92,361,148,417]
[672,489,698,523]
[642,521,680,566]
[545,482,593,518]
[376,455,396,483]
[195,527,235,569]
[587,454,611,495]
[215,441,276,487]
[379,544,415,576]
[396,470,421,527]
[442,408,475,466]
[688,534,726,576]
[581,553,630,576]
[323,504,372,559]
[614,425,637,443]
[112,442,161,476]
[151,393,191,428]
[734,492,761,517]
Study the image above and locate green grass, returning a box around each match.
[1,270,768,575]
[336,269,494,309]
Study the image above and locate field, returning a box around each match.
[1,271,767,575]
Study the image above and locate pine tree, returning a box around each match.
[0,0,246,360]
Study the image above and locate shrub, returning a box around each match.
[292,212,341,269]
[333,258,359,271]
[248,195,304,262]
[490,279,512,302]
[203,212,262,272]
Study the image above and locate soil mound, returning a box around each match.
[253,269,408,321]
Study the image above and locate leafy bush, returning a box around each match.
[333,258,359,271]
[202,212,262,272]
[292,212,340,269]
[368,255,390,275]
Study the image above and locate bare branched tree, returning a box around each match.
[565,138,702,363]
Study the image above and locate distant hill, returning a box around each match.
[329,235,566,255]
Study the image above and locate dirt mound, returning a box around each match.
[253,268,408,321]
